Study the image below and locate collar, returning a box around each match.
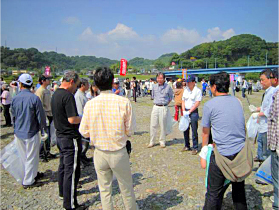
[265,86,273,93]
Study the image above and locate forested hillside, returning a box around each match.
[170,34,278,69]
[1,34,277,74]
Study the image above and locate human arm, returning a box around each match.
[202,127,210,147]
[79,103,90,138]
[65,94,81,124]
[189,101,200,114]
[36,97,47,132]
[167,87,174,105]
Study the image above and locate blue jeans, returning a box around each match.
[183,111,199,150]
[271,151,279,209]
[256,132,270,161]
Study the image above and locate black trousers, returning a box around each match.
[81,138,90,164]
[183,109,199,150]
[3,104,11,126]
[40,116,53,157]
[133,89,137,102]
[203,153,247,210]
[57,136,82,210]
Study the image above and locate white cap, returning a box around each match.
[114,78,119,83]
[18,74,33,85]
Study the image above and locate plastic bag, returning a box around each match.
[50,121,57,146]
[246,115,259,138]
[179,115,190,132]
[0,139,24,184]
[255,155,272,184]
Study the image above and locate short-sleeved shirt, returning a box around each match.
[201,95,246,156]
[202,82,208,91]
[182,86,202,109]
[51,88,80,138]
[1,90,11,105]
[124,82,131,90]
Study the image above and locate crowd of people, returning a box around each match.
[0,67,278,210]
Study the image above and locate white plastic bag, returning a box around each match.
[246,115,259,138]
[0,139,24,184]
[50,121,57,146]
[179,115,190,132]
[255,155,272,184]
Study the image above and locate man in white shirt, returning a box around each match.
[270,68,278,90]
[242,78,248,98]
[181,75,202,155]
[250,69,275,163]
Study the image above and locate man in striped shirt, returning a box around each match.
[79,67,138,210]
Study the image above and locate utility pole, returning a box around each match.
[215,58,217,69]
[206,60,208,69]
[248,55,250,67]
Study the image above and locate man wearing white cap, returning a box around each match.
[11,74,47,188]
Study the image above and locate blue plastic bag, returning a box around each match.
[255,155,272,184]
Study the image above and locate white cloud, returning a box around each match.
[63,16,81,25]
[77,24,237,59]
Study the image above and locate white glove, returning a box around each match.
[249,105,257,113]
[183,111,190,116]
[41,131,48,142]
[252,113,259,119]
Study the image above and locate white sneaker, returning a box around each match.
[160,144,166,148]
[147,143,154,148]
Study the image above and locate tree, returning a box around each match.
[154,60,165,70]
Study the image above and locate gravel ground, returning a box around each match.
[0,89,274,210]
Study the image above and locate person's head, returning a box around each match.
[270,68,278,87]
[113,78,120,89]
[126,78,129,82]
[260,69,272,90]
[78,78,89,92]
[2,84,8,91]
[62,71,80,93]
[133,77,136,81]
[186,75,196,90]
[18,73,33,90]
[38,74,51,86]
[209,72,230,96]
[176,82,182,89]
[94,67,114,91]
[156,72,165,85]
[90,81,99,96]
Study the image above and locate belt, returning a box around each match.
[155,104,168,106]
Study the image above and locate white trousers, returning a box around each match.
[125,89,131,98]
[150,105,170,145]
[15,133,40,185]
[94,148,138,210]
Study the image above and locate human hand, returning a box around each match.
[249,105,257,113]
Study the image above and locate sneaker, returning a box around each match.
[147,143,154,148]
[191,150,198,155]
[23,181,43,189]
[160,144,166,148]
[35,172,44,181]
[270,196,274,203]
[181,147,191,152]
[59,195,63,200]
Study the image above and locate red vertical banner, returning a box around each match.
[45,66,51,76]
[120,59,127,76]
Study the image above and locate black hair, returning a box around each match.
[271,68,278,79]
[38,75,49,85]
[93,67,114,91]
[176,82,182,89]
[78,78,89,88]
[260,69,273,79]
[133,77,136,80]
[156,72,165,79]
[209,72,230,93]
[22,83,33,89]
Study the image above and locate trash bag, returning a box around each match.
[179,115,190,132]
[255,155,272,184]
[0,139,24,184]
[246,114,259,138]
[50,121,57,146]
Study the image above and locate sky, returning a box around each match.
[1,0,278,60]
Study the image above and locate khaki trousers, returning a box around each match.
[94,147,138,210]
[150,105,169,145]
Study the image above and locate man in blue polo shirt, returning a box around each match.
[12,74,47,189]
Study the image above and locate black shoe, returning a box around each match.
[47,153,57,159]
[23,181,43,189]
[35,172,44,181]
[255,179,268,185]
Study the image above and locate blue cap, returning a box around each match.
[186,75,196,83]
